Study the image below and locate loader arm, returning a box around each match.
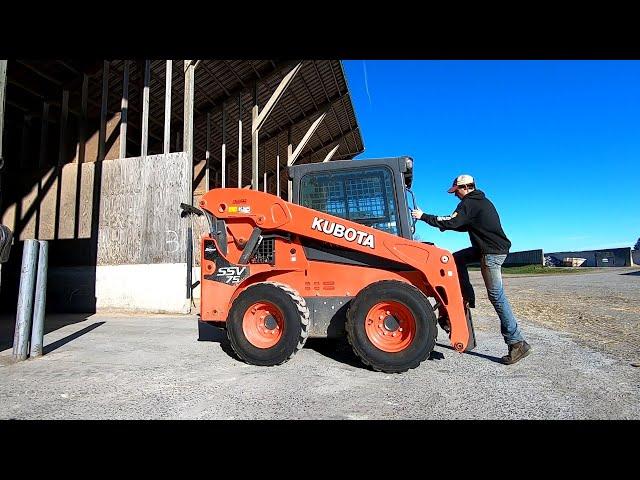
[199,188,471,352]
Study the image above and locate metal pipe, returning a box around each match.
[30,240,48,358]
[13,240,38,361]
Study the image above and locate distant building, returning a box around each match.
[546,247,633,267]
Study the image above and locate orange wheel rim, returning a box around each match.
[364,301,416,352]
[242,301,284,348]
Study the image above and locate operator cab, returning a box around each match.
[289,156,416,240]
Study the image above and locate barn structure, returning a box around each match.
[0,60,365,313]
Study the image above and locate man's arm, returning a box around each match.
[413,203,472,232]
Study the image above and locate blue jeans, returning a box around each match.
[453,247,524,345]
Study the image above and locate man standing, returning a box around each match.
[412,174,531,365]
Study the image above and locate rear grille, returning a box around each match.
[250,237,275,265]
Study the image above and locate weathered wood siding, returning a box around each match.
[97,152,189,265]
[2,152,190,266]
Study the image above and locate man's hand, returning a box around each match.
[411,208,423,220]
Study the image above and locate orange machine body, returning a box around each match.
[198,188,471,352]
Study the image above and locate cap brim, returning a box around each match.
[447,185,459,193]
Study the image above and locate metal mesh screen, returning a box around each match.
[300,167,399,235]
[250,237,275,264]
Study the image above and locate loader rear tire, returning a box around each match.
[227,282,309,366]
[346,280,437,373]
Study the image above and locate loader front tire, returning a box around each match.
[227,282,309,366]
[346,280,437,373]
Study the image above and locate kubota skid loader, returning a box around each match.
[188,156,476,373]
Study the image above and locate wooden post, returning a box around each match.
[79,75,88,163]
[58,90,69,166]
[206,113,210,190]
[237,92,242,188]
[287,142,293,201]
[38,102,49,169]
[262,144,267,193]
[276,135,280,198]
[183,60,194,203]
[98,61,109,162]
[119,62,129,159]
[222,102,226,188]
[164,60,172,154]
[251,83,259,190]
[20,114,31,169]
[184,60,195,303]
[141,60,150,158]
[0,60,6,167]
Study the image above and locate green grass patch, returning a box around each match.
[468,264,589,275]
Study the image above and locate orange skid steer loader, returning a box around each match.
[185,156,476,373]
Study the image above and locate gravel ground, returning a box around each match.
[470,267,640,365]
[0,268,638,420]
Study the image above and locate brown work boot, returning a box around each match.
[501,341,531,365]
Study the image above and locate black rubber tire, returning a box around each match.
[346,280,437,373]
[226,282,309,366]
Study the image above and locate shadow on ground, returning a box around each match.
[0,313,96,354]
[620,271,640,276]
[42,321,105,355]
[436,342,504,364]
[198,320,452,369]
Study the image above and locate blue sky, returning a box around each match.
[342,60,640,254]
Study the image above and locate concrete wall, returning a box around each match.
[48,263,190,313]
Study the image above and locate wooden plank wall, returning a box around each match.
[97,152,189,265]
[2,152,190,266]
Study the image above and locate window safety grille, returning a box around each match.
[250,237,275,264]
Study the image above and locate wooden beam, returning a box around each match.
[141,60,150,158]
[98,61,109,162]
[0,60,6,164]
[58,90,69,166]
[289,112,326,166]
[38,102,49,169]
[251,104,259,190]
[184,60,195,205]
[195,60,300,122]
[322,143,340,163]
[164,60,172,154]
[120,62,129,158]
[78,75,88,163]
[252,62,302,134]
[206,112,210,190]
[237,93,241,188]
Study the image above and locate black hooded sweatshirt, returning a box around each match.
[420,189,511,254]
